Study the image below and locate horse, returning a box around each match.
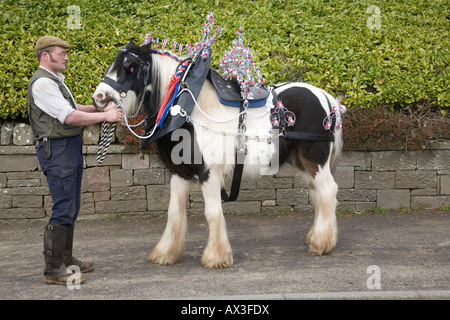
[92,40,345,269]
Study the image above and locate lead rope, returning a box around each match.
[96,104,123,164]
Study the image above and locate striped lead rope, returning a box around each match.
[96,121,116,164]
[96,104,122,164]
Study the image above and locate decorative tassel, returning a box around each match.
[218,27,265,99]
[271,101,296,128]
[187,12,222,60]
[322,97,344,130]
[161,38,168,50]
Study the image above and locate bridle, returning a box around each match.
[96,49,152,164]
[101,50,151,116]
[96,46,196,163]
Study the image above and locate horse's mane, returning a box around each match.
[148,49,183,113]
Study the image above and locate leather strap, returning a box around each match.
[221,101,246,202]
[220,149,245,202]
[283,131,334,141]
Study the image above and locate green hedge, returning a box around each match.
[1,0,448,120]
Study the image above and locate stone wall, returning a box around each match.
[1,121,449,220]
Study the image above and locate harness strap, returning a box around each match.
[273,86,335,142]
[102,66,140,97]
[220,101,246,202]
[283,131,334,141]
[322,92,337,132]
[220,150,245,202]
[271,86,279,105]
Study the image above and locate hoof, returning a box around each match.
[306,226,337,256]
[148,249,180,266]
[201,246,233,269]
[201,257,233,269]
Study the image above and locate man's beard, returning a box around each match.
[49,55,65,71]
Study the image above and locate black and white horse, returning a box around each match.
[92,41,345,269]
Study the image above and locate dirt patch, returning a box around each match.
[342,103,449,151]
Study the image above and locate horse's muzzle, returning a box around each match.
[92,92,117,112]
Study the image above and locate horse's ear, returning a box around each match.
[126,39,137,49]
[139,43,151,54]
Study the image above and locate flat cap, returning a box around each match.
[35,36,71,51]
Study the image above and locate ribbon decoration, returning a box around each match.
[141,12,222,61]
[161,38,169,50]
[155,60,190,127]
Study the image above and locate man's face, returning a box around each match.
[44,46,68,72]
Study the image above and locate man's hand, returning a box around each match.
[104,108,123,123]
[102,101,118,112]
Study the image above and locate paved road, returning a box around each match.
[0,210,449,305]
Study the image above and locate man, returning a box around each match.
[27,35,122,285]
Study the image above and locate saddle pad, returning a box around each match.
[208,69,269,108]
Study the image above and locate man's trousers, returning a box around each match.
[37,135,83,226]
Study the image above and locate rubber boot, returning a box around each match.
[63,225,94,273]
[43,225,85,285]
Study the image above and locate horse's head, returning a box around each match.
[92,40,152,116]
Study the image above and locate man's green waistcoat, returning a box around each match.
[27,68,83,141]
